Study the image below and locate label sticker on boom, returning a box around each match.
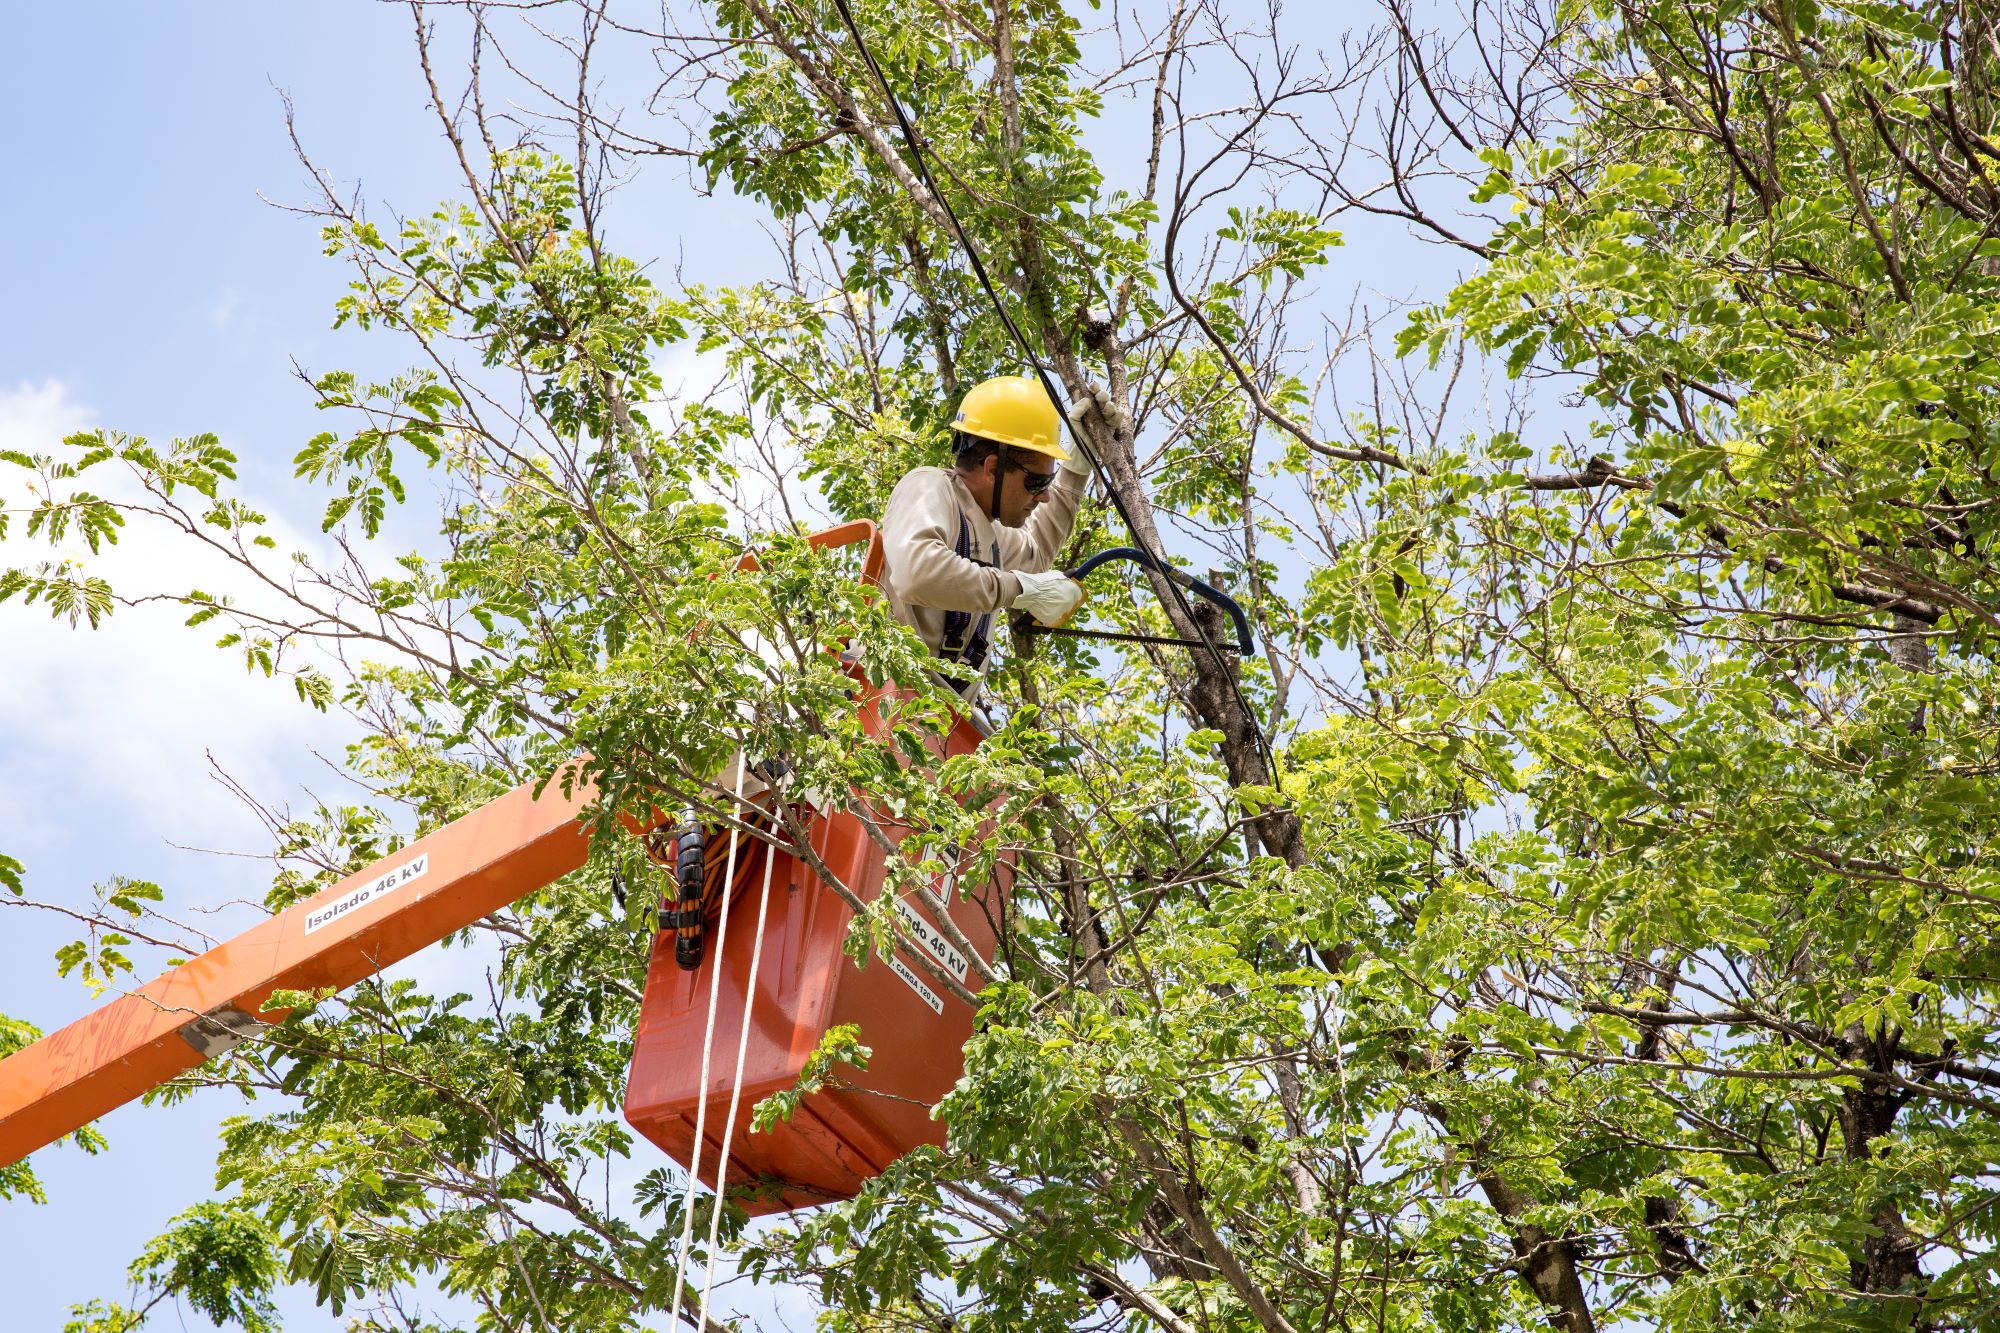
[887,953,945,1015]
[893,899,969,984]
[303,854,431,936]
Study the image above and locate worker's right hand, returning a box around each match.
[1011,570,1086,628]
[1063,380,1130,472]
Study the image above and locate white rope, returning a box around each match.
[669,759,749,1330]
[697,803,783,1332]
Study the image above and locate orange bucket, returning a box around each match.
[622,697,1007,1214]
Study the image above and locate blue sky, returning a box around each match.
[0,6,730,1326]
[0,6,884,1326]
[0,4,1499,1327]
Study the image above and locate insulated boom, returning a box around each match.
[0,768,594,1168]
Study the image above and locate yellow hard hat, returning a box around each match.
[952,375,1070,463]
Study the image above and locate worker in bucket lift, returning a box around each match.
[880,374,1124,691]
[664,374,1123,968]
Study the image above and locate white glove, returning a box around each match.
[1062,381,1130,475]
[1011,569,1086,627]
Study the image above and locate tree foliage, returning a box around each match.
[7,1,2000,1330]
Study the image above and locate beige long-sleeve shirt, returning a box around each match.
[879,465,1086,662]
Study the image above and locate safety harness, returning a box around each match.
[937,436,1009,687]
[938,510,998,678]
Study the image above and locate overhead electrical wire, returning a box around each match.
[825,0,1281,785]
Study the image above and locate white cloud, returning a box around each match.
[0,383,815,1328]
[0,378,86,455]
[0,380,576,1001]
[659,341,832,533]
[0,379,354,914]
[209,286,243,330]
[0,384,534,1076]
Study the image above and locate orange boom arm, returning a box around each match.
[0,767,595,1168]
[0,520,893,1179]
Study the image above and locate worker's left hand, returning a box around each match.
[1011,569,1087,627]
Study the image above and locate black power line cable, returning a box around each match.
[825,0,1281,784]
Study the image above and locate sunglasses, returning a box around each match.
[1019,467,1058,495]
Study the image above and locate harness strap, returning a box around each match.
[938,507,995,678]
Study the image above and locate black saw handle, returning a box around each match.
[1063,548,1255,656]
